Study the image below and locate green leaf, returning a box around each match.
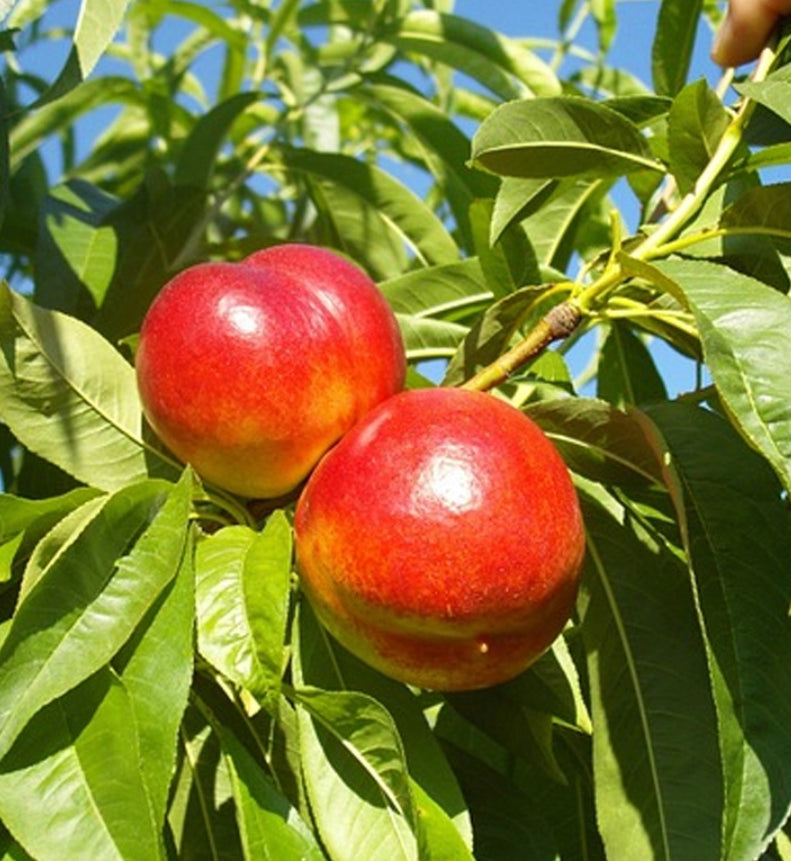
[596,320,668,408]
[279,146,458,276]
[580,482,724,860]
[9,77,141,171]
[0,487,101,584]
[652,0,704,96]
[736,65,791,126]
[174,92,260,189]
[667,78,730,194]
[35,180,120,317]
[0,284,180,491]
[469,198,540,299]
[292,602,419,861]
[525,397,665,487]
[215,721,325,861]
[0,472,192,762]
[490,176,559,247]
[396,313,469,361]
[471,97,661,181]
[195,514,293,706]
[0,670,168,861]
[652,257,791,495]
[0,78,10,235]
[442,283,555,386]
[35,0,132,106]
[379,258,490,319]
[357,78,497,247]
[385,9,561,101]
[295,600,473,852]
[645,403,791,861]
[167,702,246,861]
[719,182,791,242]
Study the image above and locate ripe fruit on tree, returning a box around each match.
[135,243,406,499]
[294,386,586,691]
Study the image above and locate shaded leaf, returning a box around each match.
[736,65,791,126]
[719,182,791,242]
[596,320,668,408]
[215,721,325,861]
[0,473,192,761]
[380,258,490,319]
[0,284,180,491]
[279,146,458,276]
[525,397,665,487]
[580,482,723,860]
[645,403,791,861]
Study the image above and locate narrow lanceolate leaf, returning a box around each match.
[645,403,791,861]
[37,0,132,106]
[0,472,192,762]
[195,514,293,705]
[0,671,168,861]
[0,487,100,584]
[296,601,474,855]
[719,182,791,241]
[215,722,325,861]
[652,0,704,96]
[652,258,791,495]
[386,9,561,100]
[292,603,419,861]
[471,97,662,181]
[0,284,180,491]
[277,146,458,276]
[379,258,490,320]
[167,703,246,861]
[580,482,723,861]
[0,482,194,861]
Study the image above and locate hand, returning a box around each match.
[712,0,791,66]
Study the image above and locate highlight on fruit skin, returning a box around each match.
[294,386,586,692]
[134,243,406,499]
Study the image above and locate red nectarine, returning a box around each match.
[135,244,405,498]
[294,386,585,691]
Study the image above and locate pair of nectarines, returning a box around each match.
[135,243,585,691]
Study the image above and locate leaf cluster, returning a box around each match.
[0,1,791,860]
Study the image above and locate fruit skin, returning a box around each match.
[135,244,406,498]
[294,386,586,691]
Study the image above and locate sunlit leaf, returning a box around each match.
[471,97,661,181]
[0,473,192,761]
[652,0,703,96]
[195,514,293,706]
[35,0,132,106]
[652,257,791,494]
[0,284,180,491]
[292,601,419,861]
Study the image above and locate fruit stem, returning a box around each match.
[460,300,582,392]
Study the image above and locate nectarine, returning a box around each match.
[294,387,585,691]
[135,244,405,498]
